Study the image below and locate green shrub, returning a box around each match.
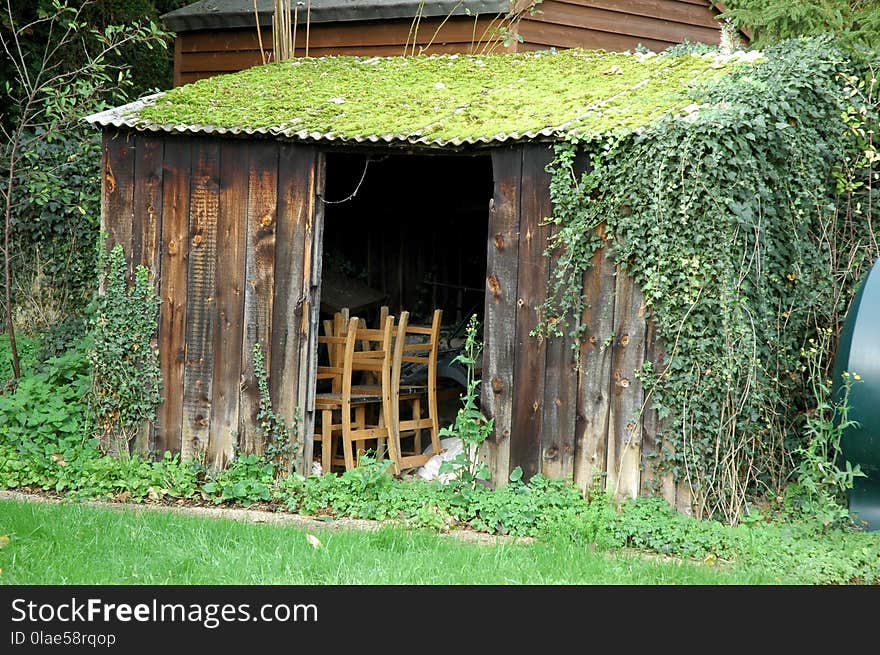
[0,339,93,490]
[201,453,275,506]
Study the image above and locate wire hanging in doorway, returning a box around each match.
[318,156,385,205]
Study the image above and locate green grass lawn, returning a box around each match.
[0,498,782,585]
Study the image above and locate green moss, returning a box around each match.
[135,48,756,145]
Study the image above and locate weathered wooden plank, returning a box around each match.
[541,221,578,481]
[532,0,722,33]
[156,136,191,456]
[101,130,135,263]
[175,40,491,84]
[528,1,721,44]
[520,21,675,52]
[178,71,220,86]
[606,265,647,501]
[181,138,220,463]
[300,153,326,473]
[178,40,488,73]
[207,140,248,469]
[270,144,318,465]
[482,147,522,486]
[239,140,279,456]
[573,227,616,495]
[640,317,677,506]
[510,143,554,483]
[130,134,165,455]
[178,17,500,53]
[132,134,165,276]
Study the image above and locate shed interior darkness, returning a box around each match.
[320,152,492,336]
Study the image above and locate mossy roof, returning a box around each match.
[85,48,760,147]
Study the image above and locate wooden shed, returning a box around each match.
[164,0,731,85]
[85,48,749,512]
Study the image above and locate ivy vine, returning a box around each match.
[539,37,879,523]
[252,342,300,476]
[88,243,162,456]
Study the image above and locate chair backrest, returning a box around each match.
[398,309,442,386]
[390,310,410,399]
[341,315,394,402]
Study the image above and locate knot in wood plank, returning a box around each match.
[491,376,504,393]
[487,274,502,298]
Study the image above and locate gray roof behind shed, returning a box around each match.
[162,0,509,32]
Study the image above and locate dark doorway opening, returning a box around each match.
[320,151,492,335]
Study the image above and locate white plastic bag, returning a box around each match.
[416,437,479,484]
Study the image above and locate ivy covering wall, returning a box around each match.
[541,37,879,522]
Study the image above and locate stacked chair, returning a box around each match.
[313,307,443,475]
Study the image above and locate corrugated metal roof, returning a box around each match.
[162,0,508,32]
[85,49,758,147]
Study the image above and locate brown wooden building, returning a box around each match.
[85,49,752,513]
[164,0,731,86]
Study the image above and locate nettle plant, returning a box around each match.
[538,37,879,524]
[439,314,493,489]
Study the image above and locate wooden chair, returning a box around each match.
[321,308,350,394]
[313,315,403,473]
[391,309,444,471]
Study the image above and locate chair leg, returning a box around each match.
[376,408,387,461]
[342,402,356,471]
[412,396,422,455]
[321,409,333,475]
[428,379,441,456]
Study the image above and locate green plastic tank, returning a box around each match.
[833,259,880,530]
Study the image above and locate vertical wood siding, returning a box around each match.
[238,141,279,455]
[482,147,522,484]
[574,224,616,493]
[208,140,249,469]
[605,268,647,501]
[181,138,220,463]
[540,220,578,481]
[486,142,682,509]
[270,143,321,469]
[107,131,320,470]
[157,136,192,456]
[101,131,135,266]
[509,144,554,481]
[131,135,165,454]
